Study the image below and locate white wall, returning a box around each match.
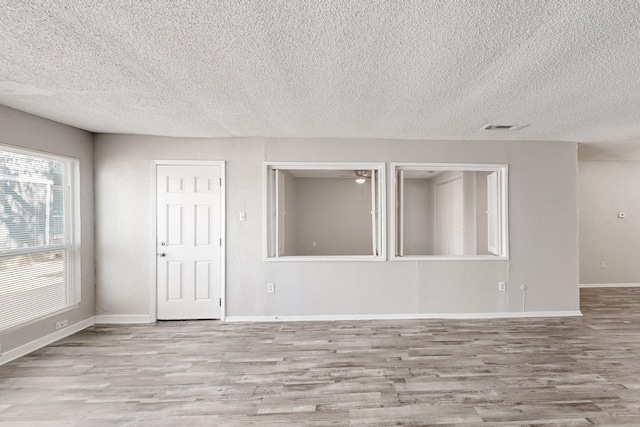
[431,171,464,256]
[579,161,640,284]
[402,179,433,255]
[94,136,579,318]
[462,171,477,255]
[0,106,94,354]
[293,177,372,256]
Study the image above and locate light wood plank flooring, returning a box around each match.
[2,287,640,426]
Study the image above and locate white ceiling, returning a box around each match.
[1,1,639,150]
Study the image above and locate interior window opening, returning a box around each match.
[395,164,507,258]
[266,164,385,260]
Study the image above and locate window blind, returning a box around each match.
[0,147,80,331]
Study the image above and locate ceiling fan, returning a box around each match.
[354,170,372,184]
[335,170,372,184]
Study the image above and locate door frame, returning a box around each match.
[150,160,226,321]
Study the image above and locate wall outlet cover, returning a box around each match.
[55,319,69,330]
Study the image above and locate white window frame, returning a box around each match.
[264,162,386,262]
[0,144,81,332]
[391,162,508,261]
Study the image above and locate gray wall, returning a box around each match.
[293,177,372,256]
[579,161,640,284]
[0,106,94,354]
[94,136,579,317]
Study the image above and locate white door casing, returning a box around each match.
[156,164,223,320]
[486,171,501,256]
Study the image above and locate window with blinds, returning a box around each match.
[0,146,80,331]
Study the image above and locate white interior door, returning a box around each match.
[435,178,464,255]
[156,164,222,320]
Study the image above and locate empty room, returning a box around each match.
[1,1,640,425]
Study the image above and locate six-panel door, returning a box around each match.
[156,164,222,320]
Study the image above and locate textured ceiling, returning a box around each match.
[0,1,639,147]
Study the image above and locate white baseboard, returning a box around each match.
[0,317,96,366]
[580,283,640,288]
[94,315,154,324]
[225,311,583,322]
[226,314,421,322]
[419,311,583,319]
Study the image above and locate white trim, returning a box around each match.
[264,161,385,171]
[263,163,269,259]
[151,160,227,321]
[152,160,222,166]
[263,161,387,261]
[225,311,582,322]
[397,169,404,257]
[266,255,387,262]
[150,162,158,322]
[0,141,81,163]
[219,162,227,320]
[394,255,508,261]
[390,162,509,261]
[94,315,154,324]
[0,317,95,366]
[580,283,640,288]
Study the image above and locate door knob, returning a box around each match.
[158,253,166,257]
[160,242,166,246]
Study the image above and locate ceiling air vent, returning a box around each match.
[481,124,527,131]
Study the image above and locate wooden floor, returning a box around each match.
[2,288,640,426]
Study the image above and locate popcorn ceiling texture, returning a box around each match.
[0,1,639,144]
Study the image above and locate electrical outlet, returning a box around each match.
[498,281,506,291]
[55,319,68,330]
[601,261,606,269]
[267,283,275,293]
[239,212,246,222]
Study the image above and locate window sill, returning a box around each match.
[266,255,387,262]
[392,255,508,261]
